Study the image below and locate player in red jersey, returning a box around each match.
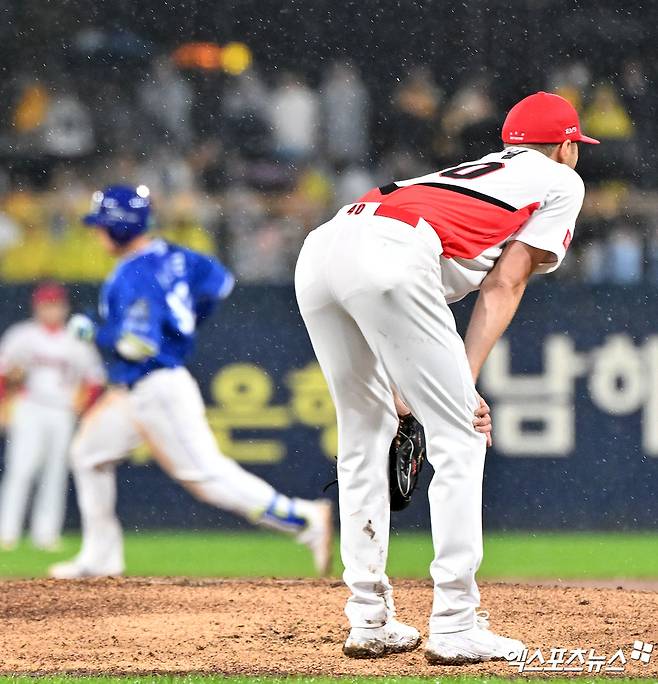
[295,92,598,663]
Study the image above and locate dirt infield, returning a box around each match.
[0,577,657,677]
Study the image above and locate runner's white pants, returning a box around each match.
[70,366,298,574]
[295,203,486,634]
[0,398,75,547]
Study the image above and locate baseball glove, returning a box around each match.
[389,414,426,511]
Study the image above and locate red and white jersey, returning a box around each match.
[0,320,106,409]
[360,147,585,302]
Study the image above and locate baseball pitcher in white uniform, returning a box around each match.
[0,283,105,550]
[295,92,598,663]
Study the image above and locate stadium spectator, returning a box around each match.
[547,60,592,109]
[581,240,607,285]
[332,164,375,210]
[580,84,636,181]
[0,211,20,255]
[230,210,296,283]
[92,81,138,154]
[158,193,217,256]
[440,76,498,160]
[39,83,95,159]
[12,74,50,140]
[320,61,369,165]
[138,56,194,149]
[189,139,228,192]
[220,68,272,160]
[582,85,634,142]
[387,66,442,160]
[0,189,54,281]
[645,226,658,284]
[135,145,197,196]
[604,225,644,284]
[617,59,656,183]
[0,41,657,286]
[269,72,320,161]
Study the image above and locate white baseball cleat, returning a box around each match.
[343,618,422,658]
[424,611,526,665]
[296,498,334,576]
[48,559,124,580]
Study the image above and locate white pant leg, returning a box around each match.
[296,224,399,629]
[299,214,486,634]
[0,400,46,545]
[130,368,301,531]
[340,220,486,635]
[30,407,76,548]
[343,270,486,635]
[70,389,141,572]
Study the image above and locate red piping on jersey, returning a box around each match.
[360,184,541,259]
[374,204,422,226]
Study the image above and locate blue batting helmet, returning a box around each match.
[83,184,152,245]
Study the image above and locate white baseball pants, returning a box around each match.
[0,398,75,548]
[295,203,486,634]
[70,366,302,574]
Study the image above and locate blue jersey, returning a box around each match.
[96,239,234,386]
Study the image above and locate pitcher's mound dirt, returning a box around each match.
[0,577,656,677]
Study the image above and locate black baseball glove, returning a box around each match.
[389,413,426,511]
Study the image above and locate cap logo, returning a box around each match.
[508,130,525,141]
[107,207,140,222]
[565,126,578,135]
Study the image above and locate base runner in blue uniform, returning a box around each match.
[49,185,332,579]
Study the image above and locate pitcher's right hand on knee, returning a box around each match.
[473,393,492,447]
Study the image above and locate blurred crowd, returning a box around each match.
[0,50,657,285]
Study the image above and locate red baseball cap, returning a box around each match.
[502,91,599,145]
[32,282,69,305]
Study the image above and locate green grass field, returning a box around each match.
[1,530,657,580]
